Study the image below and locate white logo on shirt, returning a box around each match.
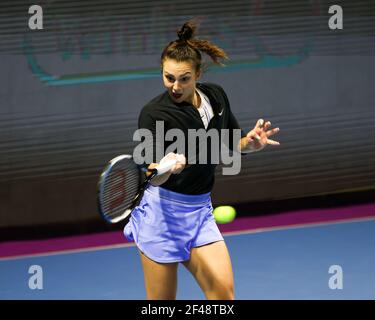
[218,109,224,116]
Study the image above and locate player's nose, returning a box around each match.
[172,81,181,92]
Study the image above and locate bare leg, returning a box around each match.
[139,250,179,300]
[182,240,235,300]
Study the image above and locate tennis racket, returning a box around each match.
[97,154,177,224]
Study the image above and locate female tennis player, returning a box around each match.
[124,20,280,300]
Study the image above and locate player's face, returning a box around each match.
[162,59,201,105]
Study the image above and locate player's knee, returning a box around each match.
[220,281,235,300]
[208,279,234,300]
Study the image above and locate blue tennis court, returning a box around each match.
[1,217,374,300]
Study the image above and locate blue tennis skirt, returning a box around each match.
[123,185,224,263]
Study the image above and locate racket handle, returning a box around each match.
[155,159,177,175]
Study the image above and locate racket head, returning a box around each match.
[97,155,144,224]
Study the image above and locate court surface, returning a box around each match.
[1,203,374,300]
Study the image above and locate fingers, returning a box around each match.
[176,153,186,165]
[255,118,264,129]
[171,153,186,174]
[256,119,274,131]
[263,121,271,131]
[267,139,280,146]
[266,127,280,137]
[255,119,280,137]
[247,120,281,149]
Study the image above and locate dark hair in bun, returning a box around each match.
[161,19,228,73]
[177,21,196,42]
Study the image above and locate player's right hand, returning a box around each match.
[160,152,186,174]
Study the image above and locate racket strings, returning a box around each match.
[100,160,142,217]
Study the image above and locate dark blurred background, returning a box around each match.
[1,0,374,240]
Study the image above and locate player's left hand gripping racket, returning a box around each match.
[97,155,176,224]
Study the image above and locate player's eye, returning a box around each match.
[181,77,190,82]
[166,75,175,82]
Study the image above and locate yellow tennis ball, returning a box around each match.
[213,206,236,224]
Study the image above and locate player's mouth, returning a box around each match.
[172,92,183,99]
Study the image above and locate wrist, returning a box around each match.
[239,137,257,153]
